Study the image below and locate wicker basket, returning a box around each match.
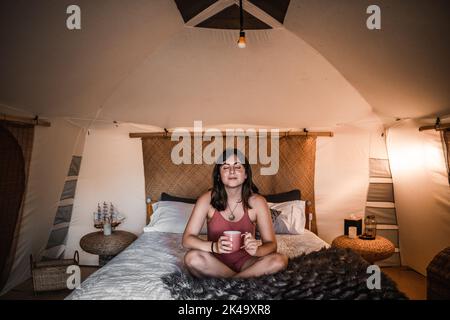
[30,251,79,292]
[427,247,450,300]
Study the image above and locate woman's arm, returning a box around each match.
[246,195,277,257]
[182,191,217,252]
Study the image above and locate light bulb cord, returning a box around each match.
[239,0,244,32]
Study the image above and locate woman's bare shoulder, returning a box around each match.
[196,190,212,205]
[249,193,268,208]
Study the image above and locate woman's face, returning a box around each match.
[219,154,247,188]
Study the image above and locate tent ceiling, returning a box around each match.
[100,28,373,128]
[285,0,450,120]
[0,0,184,121]
[0,0,448,128]
[196,4,271,30]
[249,0,290,24]
[174,0,290,29]
[174,0,219,22]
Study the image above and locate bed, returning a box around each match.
[67,138,406,299]
[66,194,407,300]
[66,230,328,300]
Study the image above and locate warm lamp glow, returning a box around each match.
[237,31,246,48]
[389,131,445,174]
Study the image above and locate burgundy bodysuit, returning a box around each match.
[207,207,256,273]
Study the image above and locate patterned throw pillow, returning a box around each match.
[255,208,281,240]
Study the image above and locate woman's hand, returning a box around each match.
[242,232,259,256]
[216,235,233,254]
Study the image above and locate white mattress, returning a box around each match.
[66,230,329,300]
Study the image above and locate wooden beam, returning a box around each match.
[130,130,333,139]
[240,0,284,29]
[0,113,51,127]
[418,123,450,131]
[185,0,235,27]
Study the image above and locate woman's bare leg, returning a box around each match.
[184,250,236,278]
[233,253,288,278]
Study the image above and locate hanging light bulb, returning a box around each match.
[237,0,246,48]
[237,31,246,48]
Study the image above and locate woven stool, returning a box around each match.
[332,235,395,264]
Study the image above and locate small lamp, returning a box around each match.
[237,0,246,48]
[237,31,246,48]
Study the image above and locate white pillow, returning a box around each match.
[268,200,305,234]
[143,201,207,234]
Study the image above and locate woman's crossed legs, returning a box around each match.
[184,250,288,278]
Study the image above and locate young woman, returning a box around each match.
[182,148,288,278]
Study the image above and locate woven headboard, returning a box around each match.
[141,136,317,234]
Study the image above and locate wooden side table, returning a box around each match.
[80,230,137,266]
[331,235,395,264]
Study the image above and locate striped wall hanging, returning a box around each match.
[42,156,82,260]
[366,158,401,266]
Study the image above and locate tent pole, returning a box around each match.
[129,130,333,138]
[418,124,450,132]
[0,113,51,127]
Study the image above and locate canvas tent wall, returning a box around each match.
[387,118,450,275]
[0,118,86,295]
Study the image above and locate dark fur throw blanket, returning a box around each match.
[161,247,408,300]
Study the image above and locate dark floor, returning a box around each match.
[0,266,426,300]
[381,266,427,300]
